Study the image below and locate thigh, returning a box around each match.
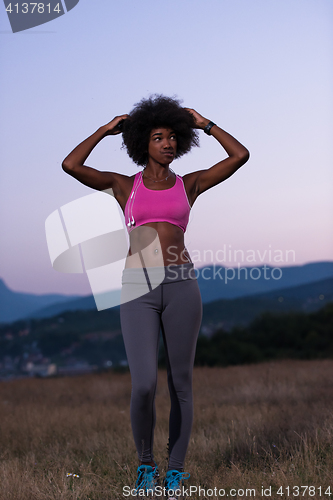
[120,288,162,384]
[161,279,202,378]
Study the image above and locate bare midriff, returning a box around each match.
[124,221,192,269]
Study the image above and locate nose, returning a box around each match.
[163,138,173,149]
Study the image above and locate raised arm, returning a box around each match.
[184,108,250,199]
[62,114,128,191]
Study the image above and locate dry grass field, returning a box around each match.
[0,360,332,499]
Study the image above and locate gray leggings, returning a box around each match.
[120,263,202,471]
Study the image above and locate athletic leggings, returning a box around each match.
[120,263,202,471]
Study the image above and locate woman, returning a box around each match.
[62,95,249,496]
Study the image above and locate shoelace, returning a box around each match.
[135,465,158,492]
[164,470,190,491]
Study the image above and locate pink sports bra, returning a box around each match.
[124,171,191,233]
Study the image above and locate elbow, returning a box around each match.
[239,148,250,166]
[62,159,74,173]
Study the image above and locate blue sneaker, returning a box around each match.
[134,464,159,496]
[164,470,190,499]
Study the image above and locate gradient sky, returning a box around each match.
[0,0,332,296]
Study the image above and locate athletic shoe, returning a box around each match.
[134,463,159,496]
[163,470,190,500]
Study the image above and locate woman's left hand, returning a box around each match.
[184,108,210,129]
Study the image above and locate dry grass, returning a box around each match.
[0,360,333,499]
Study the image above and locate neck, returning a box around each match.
[144,162,170,179]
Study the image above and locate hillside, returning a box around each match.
[1,261,333,323]
[202,276,333,332]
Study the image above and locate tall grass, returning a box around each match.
[0,360,332,499]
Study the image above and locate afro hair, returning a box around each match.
[122,95,199,166]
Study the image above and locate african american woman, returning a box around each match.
[62,95,249,498]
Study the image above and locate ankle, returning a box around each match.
[139,460,156,467]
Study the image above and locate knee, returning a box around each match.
[168,370,192,394]
[132,381,156,403]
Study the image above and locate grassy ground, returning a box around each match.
[0,359,332,499]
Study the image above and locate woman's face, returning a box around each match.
[147,127,177,165]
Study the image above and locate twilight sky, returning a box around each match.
[0,0,332,296]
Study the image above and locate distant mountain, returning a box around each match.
[0,279,81,324]
[258,276,333,302]
[1,261,333,323]
[29,290,121,320]
[196,261,333,302]
[2,294,332,375]
[201,277,333,332]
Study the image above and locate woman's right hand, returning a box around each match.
[62,114,129,191]
[104,114,129,135]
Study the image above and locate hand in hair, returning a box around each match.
[184,108,210,130]
[104,114,129,135]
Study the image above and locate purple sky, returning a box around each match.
[0,0,332,295]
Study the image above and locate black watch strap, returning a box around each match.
[203,121,216,135]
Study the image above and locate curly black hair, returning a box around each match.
[121,95,199,166]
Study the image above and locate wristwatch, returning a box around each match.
[203,121,216,135]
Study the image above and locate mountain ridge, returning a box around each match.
[1,261,333,323]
